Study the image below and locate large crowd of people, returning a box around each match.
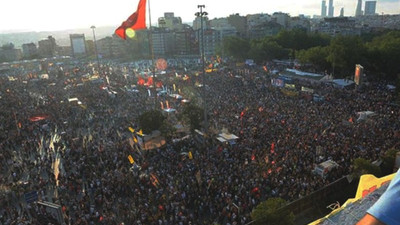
[0,58,399,225]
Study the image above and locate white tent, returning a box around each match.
[163,108,176,113]
[331,79,355,88]
[217,132,239,144]
[357,111,376,122]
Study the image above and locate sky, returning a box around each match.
[0,0,399,33]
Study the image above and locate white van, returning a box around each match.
[313,160,339,178]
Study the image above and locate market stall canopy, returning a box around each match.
[357,111,376,122]
[217,132,239,144]
[163,108,176,113]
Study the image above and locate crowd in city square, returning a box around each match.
[0,58,399,225]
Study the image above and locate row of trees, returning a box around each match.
[222,29,400,80]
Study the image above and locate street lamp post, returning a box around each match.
[195,5,208,154]
[90,25,100,73]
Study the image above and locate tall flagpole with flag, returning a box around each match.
[115,0,157,109]
[115,0,147,40]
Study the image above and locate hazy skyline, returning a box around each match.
[1,0,399,33]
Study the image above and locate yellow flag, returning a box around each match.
[133,136,138,143]
[138,129,143,136]
[128,127,135,133]
[128,155,135,164]
[188,151,193,160]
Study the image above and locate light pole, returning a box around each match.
[195,5,208,154]
[90,25,100,73]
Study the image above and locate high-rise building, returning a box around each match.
[227,14,247,38]
[193,16,209,31]
[364,1,377,15]
[38,36,57,58]
[0,44,22,62]
[273,12,290,28]
[340,8,344,17]
[22,43,38,59]
[70,34,87,57]
[328,0,334,17]
[158,12,184,30]
[355,0,363,17]
[321,0,327,17]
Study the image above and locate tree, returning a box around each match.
[222,36,250,61]
[275,29,330,51]
[249,38,290,62]
[296,46,330,71]
[159,119,176,141]
[380,148,399,175]
[251,197,295,225]
[352,158,381,178]
[138,110,166,134]
[366,31,400,80]
[179,103,203,132]
[326,35,367,78]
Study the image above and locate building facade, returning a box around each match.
[173,26,198,56]
[289,16,311,31]
[328,0,334,17]
[364,1,377,15]
[273,12,290,28]
[321,0,327,17]
[38,36,57,58]
[158,12,184,30]
[22,43,38,59]
[0,48,22,62]
[355,0,363,17]
[227,14,247,38]
[313,17,360,36]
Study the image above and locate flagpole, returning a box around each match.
[147,0,157,109]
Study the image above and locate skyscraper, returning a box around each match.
[340,7,344,17]
[364,1,377,15]
[321,0,327,17]
[328,0,334,17]
[355,0,363,17]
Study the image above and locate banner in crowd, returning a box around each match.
[285,83,296,89]
[301,86,314,93]
[271,78,285,87]
[354,64,363,86]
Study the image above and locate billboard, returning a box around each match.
[70,34,86,57]
[354,64,363,85]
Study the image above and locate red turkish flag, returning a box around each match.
[115,0,147,39]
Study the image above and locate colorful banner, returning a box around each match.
[301,86,314,93]
[188,151,193,160]
[354,64,363,86]
[128,155,135,164]
[271,78,285,87]
[285,83,296,89]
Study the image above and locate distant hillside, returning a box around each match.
[0,26,116,48]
